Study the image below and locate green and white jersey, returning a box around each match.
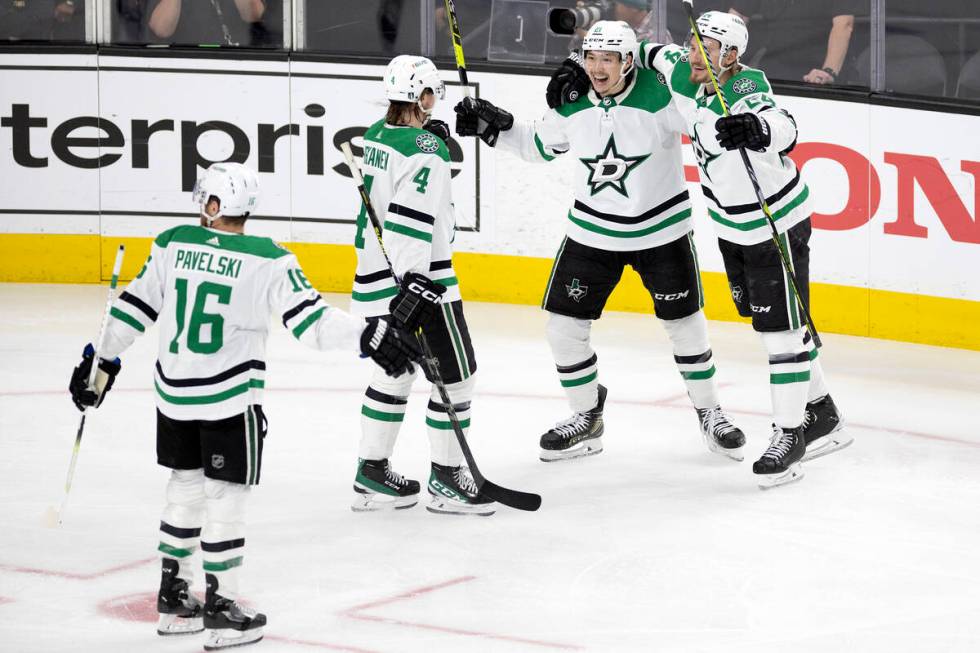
[101,224,364,421]
[351,119,461,318]
[638,42,811,246]
[497,69,693,252]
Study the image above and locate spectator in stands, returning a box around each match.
[1,0,82,41]
[147,0,265,46]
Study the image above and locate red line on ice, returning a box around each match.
[0,556,155,580]
[339,575,584,650]
[264,635,381,653]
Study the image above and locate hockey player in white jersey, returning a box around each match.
[454,21,745,464]
[68,162,420,649]
[547,11,852,486]
[348,54,495,516]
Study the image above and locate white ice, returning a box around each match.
[1,283,979,653]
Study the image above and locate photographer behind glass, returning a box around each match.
[147,0,265,46]
[1,0,82,41]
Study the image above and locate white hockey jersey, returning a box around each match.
[101,224,365,421]
[497,68,694,252]
[638,42,811,246]
[351,119,462,318]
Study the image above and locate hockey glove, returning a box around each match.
[360,317,422,378]
[423,119,451,144]
[454,96,514,147]
[715,113,771,152]
[389,272,446,332]
[546,54,590,109]
[69,343,121,411]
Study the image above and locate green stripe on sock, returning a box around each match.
[560,370,597,387]
[425,416,471,430]
[110,307,145,333]
[681,365,716,380]
[158,542,195,558]
[361,405,406,422]
[203,556,243,572]
[770,371,811,384]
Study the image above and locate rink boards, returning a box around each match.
[0,52,978,350]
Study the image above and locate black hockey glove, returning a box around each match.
[389,272,446,332]
[715,113,771,152]
[454,96,514,147]
[69,343,122,411]
[423,118,451,144]
[360,317,422,378]
[546,54,590,109]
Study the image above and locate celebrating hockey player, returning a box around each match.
[550,10,852,487]
[348,54,495,516]
[454,21,745,464]
[68,162,421,649]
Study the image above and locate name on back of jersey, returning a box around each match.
[175,248,243,279]
[363,145,390,171]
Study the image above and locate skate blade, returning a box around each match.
[156,613,203,636]
[426,495,495,516]
[350,491,418,512]
[802,431,854,462]
[539,437,603,462]
[757,463,805,490]
[703,436,744,462]
[204,627,263,650]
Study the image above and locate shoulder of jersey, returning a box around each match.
[728,67,772,97]
[154,224,290,260]
[366,119,450,163]
[555,89,593,118]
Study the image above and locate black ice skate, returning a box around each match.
[156,558,203,636]
[539,384,607,462]
[753,425,806,489]
[352,458,420,511]
[802,395,853,462]
[203,574,266,651]
[427,463,495,516]
[696,405,746,461]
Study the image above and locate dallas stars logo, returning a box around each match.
[690,123,720,182]
[566,278,588,302]
[579,135,649,197]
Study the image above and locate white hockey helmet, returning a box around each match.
[192,162,260,226]
[582,21,638,75]
[694,11,748,72]
[384,55,446,104]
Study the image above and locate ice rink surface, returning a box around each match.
[2,283,979,653]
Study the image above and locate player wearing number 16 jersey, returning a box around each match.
[67,162,419,650]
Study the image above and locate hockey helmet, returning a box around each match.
[384,55,446,103]
[582,21,638,76]
[192,162,260,225]
[694,11,748,72]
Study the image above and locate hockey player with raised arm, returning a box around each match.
[348,54,495,516]
[453,21,746,464]
[67,162,420,650]
[554,10,851,487]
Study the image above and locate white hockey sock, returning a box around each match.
[761,328,810,429]
[547,313,599,413]
[358,365,417,461]
[427,378,474,467]
[202,478,249,600]
[803,330,830,402]
[160,469,206,584]
[661,311,720,409]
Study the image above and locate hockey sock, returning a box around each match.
[358,365,416,460]
[202,479,249,600]
[160,469,206,584]
[803,330,830,402]
[760,328,810,429]
[547,313,599,413]
[427,377,474,467]
[661,311,720,409]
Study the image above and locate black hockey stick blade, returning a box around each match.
[479,480,542,512]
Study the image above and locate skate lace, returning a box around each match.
[700,407,737,436]
[761,430,793,460]
[384,462,407,486]
[453,466,479,494]
[552,413,590,439]
[802,408,816,429]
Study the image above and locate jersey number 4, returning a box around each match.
[170,278,232,354]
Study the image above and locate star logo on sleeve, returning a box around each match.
[579,135,649,197]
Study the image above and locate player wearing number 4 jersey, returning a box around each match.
[67,162,420,650]
[455,21,745,464]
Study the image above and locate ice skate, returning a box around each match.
[351,458,420,511]
[802,395,852,462]
[427,463,495,516]
[203,575,265,651]
[696,405,745,461]
[539,384,606,462]
[156,558,203,636]
[753,425,805,489]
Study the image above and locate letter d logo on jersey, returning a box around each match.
[580,135,649,198]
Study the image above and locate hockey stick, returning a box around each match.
[341,142,541,512]
[681,0,822,348]
[51,244,126,526]
[443,0,471,99]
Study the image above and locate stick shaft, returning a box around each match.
[443,0,471,97]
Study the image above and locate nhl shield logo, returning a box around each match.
[211,454,225,469]
[566,278,589,302]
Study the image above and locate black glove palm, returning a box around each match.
[423,118,451,144]
[389,272,446,332]
[546,54,590,109]
[715,113,771,152]
[360,317,422,378]
[69,343,121,411]
[454,96,514,147]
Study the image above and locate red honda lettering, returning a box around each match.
[883,153,980,243]
[790,143,880,231]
